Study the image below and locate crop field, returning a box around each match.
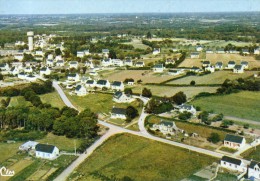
[191,91,260,121]
[39,92,66,109]
[166,71,258,85]
[241,145,260,162]
[179,53,260,68]
[0,142,22,163]
[132,85,218,99]
[204,40,255,47]
[68,133,217,181]
[103,70,176,84]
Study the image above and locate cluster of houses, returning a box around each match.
[19,141,59,160]
[150,120,184,136]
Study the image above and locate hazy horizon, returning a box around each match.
[0,0,260,15]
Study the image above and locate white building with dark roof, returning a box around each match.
[224,134,246,149]
[111,107,127,119]
[248,161,260,180]
[233,65,244,73]
[153,64,164,73]
[35,143,59,160]
[75,84,87,96]
[220,156,247,173]
[96,79,110,89]
[111,81,124,91]
[69,61,79,69]
[113,91,134,103]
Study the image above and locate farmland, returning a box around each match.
[68,133,217,181]
[132,85,218,99]
[179,53,260,68]
[191,91,260,121]
[167,71,257,85]
[0,142,22,163]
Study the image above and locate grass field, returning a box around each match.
[68,133,217,181]
[40,91,66,109]
[8,96,32,107]
[132,85,218,99]
[0,142,21,163]
[191,91,260,121]
[36,133,82,152]
[122,39,149,49]
[241,145,260,162]
[103,69,175,84]
[179,53,260,68]
[213,172,237,181]
[167,71,258,85]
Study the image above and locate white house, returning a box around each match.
[216,48,225,54]
[111,81,124,91]
[18,72,27,80]
[55,55,63,61]
[229,49,240,54]
[85,79,96,88]
[227,61,236,69]
[96,79,110,89]
[25,75,37,82]
[67,73,80,82]
[191,52,200,59]
[153,48,160,55]
[69,61,79,69]
[24,66,33,73]
[14,52,24,61]
[202,61,211,67]
[47,54,54,60]
[124,59,133,67]
[75,84,87,96]
[102,58,112,67]
[153,64,164,73]
[40,67,51,76]
[35,50,43,56]
[46,59,54,67]
[190,66,202,73]
[112,59,124,67]
[215,62,223,70]
[113,91,134,103]
[178,104,196,115]
[165,59,175,65]
[224,134,246,149]
[205,66,215,73]
[220,156,247,173]
[172,48,178,52]
[168,69,184,76]
[19,141,39,151]
[135,61,145,67]
[11,62,23,69]
[241,61,249,69]
[254,48,260,55]
[102,49,109,57]
[35,144,59,160]
[0,63,10,71]
[125,79,134,85]
[77,51,85,58]
[151,120,181,135]
[196,46,203,52]
[56,60,65,67]
[111,107,127,119]
[206,49,214,54]
[10,67,20,75]
[248,161,260,180]
[242,49,250,55]
[233,65,244,74]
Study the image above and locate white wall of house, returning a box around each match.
[36,147,59,160]
[220,160,247,173]
[248,166,260,180]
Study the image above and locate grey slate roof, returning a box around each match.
[75,85,82,91]
[114,91,123,99]
[234,65,243,70]
[228,61,236,65]
[249,161,260,169]
[224,134,244,144]
[35,144,56,153]
[221,156,241,165]
[112,81,122,87]
[97,80,107,85]
[111,107,126,115]
[86,80,94,84]
[160,121,173,127]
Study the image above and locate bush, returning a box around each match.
[1,130,47,141]
[243,124,249,129]
[178,111,192,120]
[207,133,220,143]
[190,80,196,86]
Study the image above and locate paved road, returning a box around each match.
[224,116,260,126]
[52,82,253,180]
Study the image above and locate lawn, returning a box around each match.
[68,133,218,181]
[191,91,260,121]
[167,71,257,85]
[39,91,66,109]
[122,39,149,49]
[213,172,237,181]
[241,145,260,162]
[132,85,218,99]
[36,133,82,152]
[0,142,21,163]
[8,96,32,107]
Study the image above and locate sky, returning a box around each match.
[0,0,260,14]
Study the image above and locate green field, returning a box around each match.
[0,142,21,163]
[8,96,32,107]
[69,133,217,181]
[191,91,260,121]
[40,92,66,109]
[36,133,82,152]
[241,145,260,162]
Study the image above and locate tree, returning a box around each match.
[178,111,192,120]
[142,87,152,98]
[126,106,138,122]
[55,48,62,56]
[147,31,152,39]
[190,80,196,86]
[0,74,3,80]
[109,50,117,59]
[199,111,210,124]
[22,53,34,62]
[124,88,133,95]
[207,133,220,143]
[171,91,186,105]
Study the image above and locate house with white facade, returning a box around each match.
[85,79,96,88]
[242,49,250,55]
[18,72,27,80]
[67,73,80,82]
[224,134,246,149]
[111,107,127,119]
[77,51,85,58]
[46,59,54,67]
[227,61,236,69]
[233,65,244,74]
[205,66,215,73]
[96,79,110,89]
[47,54,54,60]
[69,61,79,69]
[102,58,112,67]
[112,59,124,67]
[190,66,202,73]
[254,48,260,55]
[178,104,196,115]
[124,59,133,67]
[165,59,175,65]
[111,81,124,91]
[56,60,65,67]
[151,120,182,135]
[25,75,37,82]
[248,161,260,180]
[196,46,203,52]
[113,91,134,103]
[191,52,200,59]
[14,52,24,61]
[19,141,39,151]
[75,84,87,96]
[215,62,223,70]
[153,64,164,73]
[135,61,145,67]
[40,67,51,76]
[153,48,160,55]
[229,49,240,54]
[220,156,247,173]
[10,67,20,75]
[216,48,225,54]
[206,49,214,54]
[24,66,33,73]
[35,144,59,160]
[168,69,184,76]
[0,63,10,71]
[241,61,249,69]
[102,49,109,57]
[202,61,211,67]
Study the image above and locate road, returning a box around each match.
[53,82,253,180]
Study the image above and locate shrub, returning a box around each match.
[207,133,220,143]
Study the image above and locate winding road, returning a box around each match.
[52,81,253,181]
